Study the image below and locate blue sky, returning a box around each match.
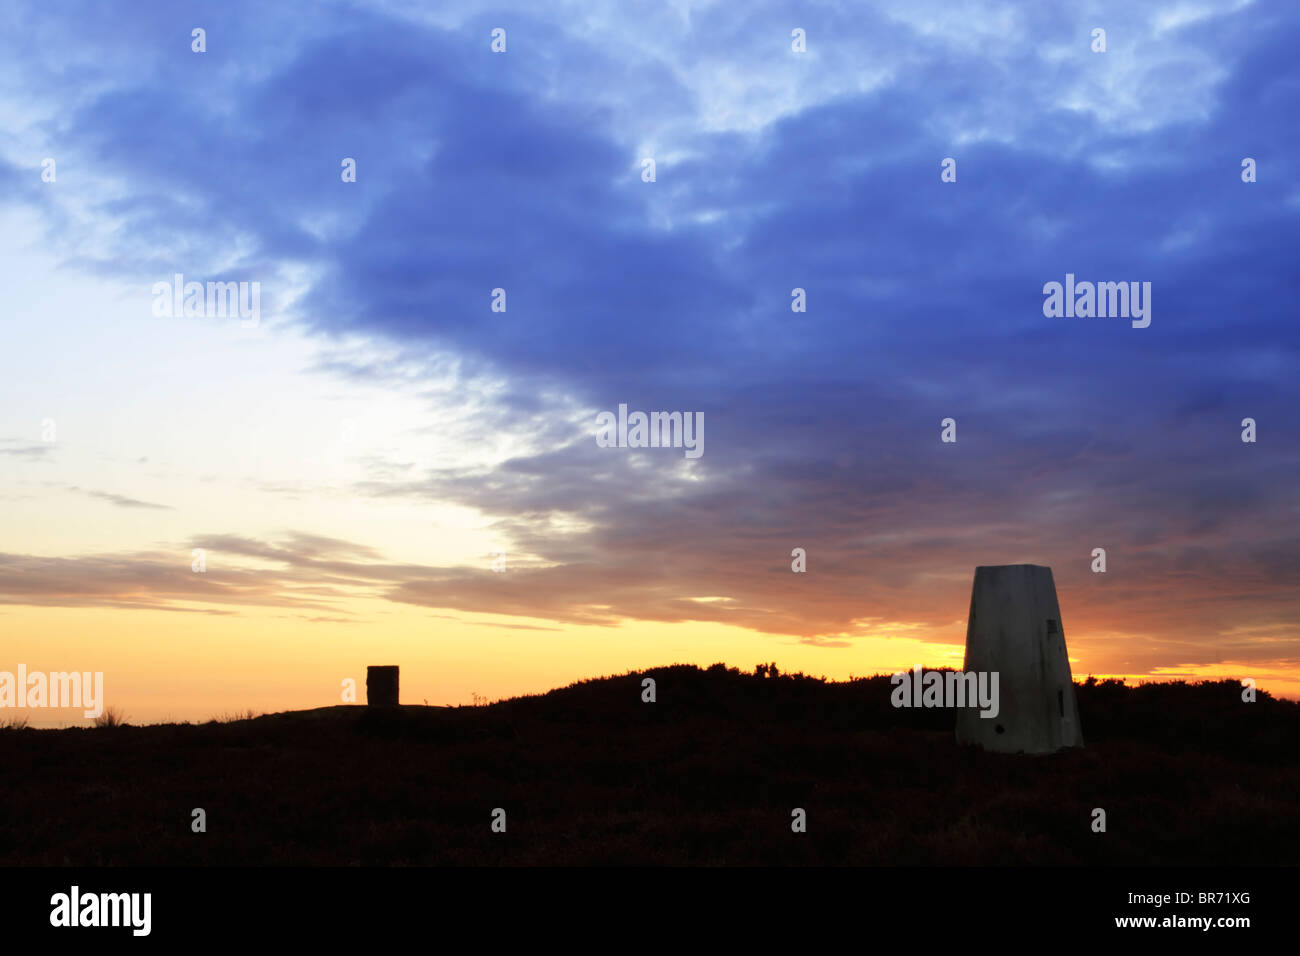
[1,0,1298,718]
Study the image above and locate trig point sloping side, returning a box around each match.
[954,564,1083,754]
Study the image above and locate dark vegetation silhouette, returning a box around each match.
[93,705,128,728]
[0,665,1295,865]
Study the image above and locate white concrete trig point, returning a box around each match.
[954,565,1083,754]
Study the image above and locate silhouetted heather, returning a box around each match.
[0,665,1295,865]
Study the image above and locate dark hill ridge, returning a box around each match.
[0,665,1296,865]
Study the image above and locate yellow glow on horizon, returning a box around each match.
[3,602,1293,728]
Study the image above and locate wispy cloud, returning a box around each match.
[0,441,53,459]
[69,487,172,510]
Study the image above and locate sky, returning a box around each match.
[1,0,1297,725]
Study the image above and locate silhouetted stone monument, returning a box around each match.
[367,666,399,708]
[954,565,1083,754]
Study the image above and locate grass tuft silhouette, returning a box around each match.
[93,706,128,728]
